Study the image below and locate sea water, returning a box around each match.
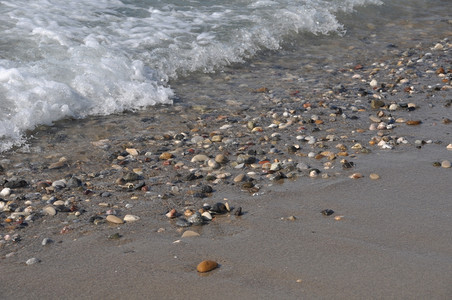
[0,0,449,152]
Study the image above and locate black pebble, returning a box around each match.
[321,209,334,216]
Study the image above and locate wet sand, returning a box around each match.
[2,149,451,299]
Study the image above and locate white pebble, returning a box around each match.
[0,188,11,197]
[26,258,41,265]
[370,79,378,88]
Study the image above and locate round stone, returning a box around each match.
[441,160,451,168]
[159,152,173,160]
[43,206,57,216]
[197,260,218,273]
[215,154,227,164]
[106,215,124,224]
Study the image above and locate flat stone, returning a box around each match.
[53,200,65,206]
[123,214,140,222]
[126,148,139,156]
[106,215,124,224]
[26,258,41,265]
[406,120,422,125]
[197,260,218,273]
[181,230,200,238]
[369,173,380,180]
[233,173,246,183]
[191,154,209,163]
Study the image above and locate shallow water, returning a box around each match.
[0,0,451,152]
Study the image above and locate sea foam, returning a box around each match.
[0,0,381,151]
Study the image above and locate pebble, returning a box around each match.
[447,144,452,151]
[26,258,41,265]
[441,160,451,168]
[321,209,334,216]
[201,211,213,220]
[191,154,209,162]
[42,238,53,246]
[369,173,380,180]
[106,215,124,224]
[234,173,246,183]
[159,152,173,160]
[126,148,139,156]
[0,187,11,197]
[175,218,191,227]
[181,230,200,238]
[197,260,218,273]
[123,214,140,222]
[43,206,57,216]
[406,120,422,125]
[349,173,363,179]
[215,154,227,163]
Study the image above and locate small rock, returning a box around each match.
[201,211,213,220]
[187,212,204,226]
[321,209,334,216]
[349,173,363,179]
[234,207,243,216]
[175,218,191,227]
[26,258,41,265]
[159,152,173,160]
[181,230,200,238]
[215,154,227,164]
[126,148,139,156]
[441,160,451,168]
[406,120,422,125]
[191,154,209,163]
[210,202,228,214]
[197,260,218,273]
[166,209,177,219]
[0,187,11,197]
[123,214,140,222]
[41,238,53,246]
[370,100,385,109]
[43,206,57,216]
[369,173,380,180]
[106,215,124,224]
[233,173,246,183]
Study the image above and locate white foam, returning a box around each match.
[0,0,381,151]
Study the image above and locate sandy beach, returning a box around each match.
[1,28,452,299]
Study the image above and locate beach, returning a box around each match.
[1,2,452,298]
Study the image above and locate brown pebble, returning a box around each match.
[349,173,363,179]
[369,173,380,180]
[197,260,218,273]
[106,215,124,224]
[406,120,422,125]
[159,152,173,160]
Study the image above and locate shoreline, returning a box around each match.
[1,36,451,298]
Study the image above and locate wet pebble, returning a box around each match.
[26,258,41,265]
[321,209,334,216]
[124,214,140,222]
[441,160,451,168]
[210,202,228,214]
[187,212,204,226]
[175,218,191,227]
[106,215,124,224]
[197,260,218,273]
[41,238,53,246]
[181,230,200,238]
